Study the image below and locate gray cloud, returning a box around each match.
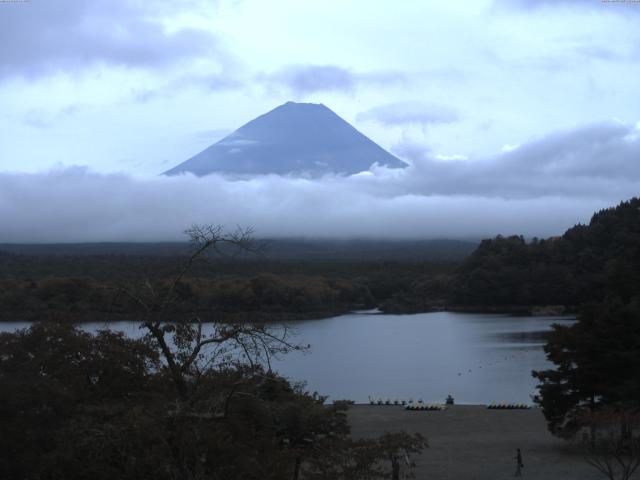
[1,120,639,243]
[261,65,406,96]
[0,0,225,78]
[357,102,458,127]
[0,167,605,243]
[1,120,638,243]
[389,121,640,198]
[492,0,640,13]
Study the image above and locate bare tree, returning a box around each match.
[581,406,640,480]
[115,224,300,402]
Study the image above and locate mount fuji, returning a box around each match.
[164,101,407,177]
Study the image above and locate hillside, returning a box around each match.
[452,197,640,309]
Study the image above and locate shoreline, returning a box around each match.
[0,305,577,323]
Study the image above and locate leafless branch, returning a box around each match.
[108,224,299,404]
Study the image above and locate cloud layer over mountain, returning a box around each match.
[2,120,637,243]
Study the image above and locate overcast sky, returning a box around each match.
[1,0,639,242]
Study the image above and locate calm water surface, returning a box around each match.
[278,311,573,404]
[1,312,572,404]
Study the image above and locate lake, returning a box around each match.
[0,311,572,405]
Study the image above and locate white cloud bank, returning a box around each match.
[0,168,605,243]
[1,120,638,243]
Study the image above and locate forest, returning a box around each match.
[0,249,456,322]
[2,198,639,320]
[453,197,640,309]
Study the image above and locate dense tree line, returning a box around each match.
[4,197,639,319]
[3,198,639,319]
[0,238,476,262]
[0,250,455,321]
[453,198,640,309]
[0,274,375,322]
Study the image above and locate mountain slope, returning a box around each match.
[164,101,407,176]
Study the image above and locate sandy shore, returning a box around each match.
[348,405,608,480]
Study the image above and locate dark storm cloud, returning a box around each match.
[0,121,638,243]
[262,65,406,96]
[357,102,458,127]
[0,0,224,78]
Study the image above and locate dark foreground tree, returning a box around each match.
[0,322,160,479]
[0,327,426,479]
[0,225,427,480]
[533,299,640,438]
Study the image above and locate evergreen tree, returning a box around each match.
[533,299,640,438]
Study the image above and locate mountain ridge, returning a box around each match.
[164,101,407,177]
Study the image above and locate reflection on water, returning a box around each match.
[0,312,573,404]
